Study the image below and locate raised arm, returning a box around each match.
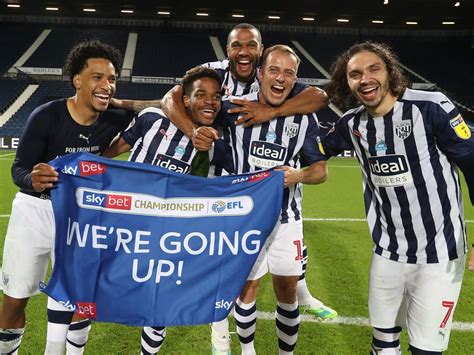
[110,98,162,113]
[232,86,329,127]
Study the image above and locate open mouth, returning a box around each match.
[271,84,285,97]
[199,107,217,119]
[358,86,378,101]
[237,59,252,73]
[94,93,111,103]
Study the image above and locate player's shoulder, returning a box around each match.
[137,107,166,118]
[30,98,66,116]
[340,105,365,121]
[402,88,455,113]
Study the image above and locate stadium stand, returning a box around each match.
[0,22,472,139]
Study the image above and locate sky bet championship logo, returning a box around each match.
[76,187,254,217]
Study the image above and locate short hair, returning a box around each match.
[63,40,122,86]
[227,23,262,46]
[325,41,409,110]
[261,45,301,71]
[181,67,222,96]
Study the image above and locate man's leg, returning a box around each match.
[1,193,54,354]
[66,318,91,355]
[273,275,300,355]
[297,244,338,320]
[45,297,75,354]
[211,318,231,355]
[405,255,465,354]
[0,296,28,355]
[234,280,260,355]
[141,326,166,354]
[368,253,405,354]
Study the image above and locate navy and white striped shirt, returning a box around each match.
[222,92,326,223]
[203,59,260,99]
[123,108,197,174]
[323,88,474,264]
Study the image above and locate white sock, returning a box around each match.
[0,327,24,354]
[66,319,91,355]
[45,297,74,355]
[234,298,257,355]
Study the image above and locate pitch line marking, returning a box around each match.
[304,218,474,223]
[253,311,474,332]
[0,152,15,158]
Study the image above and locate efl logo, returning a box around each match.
[82,191,132,210]
[76,302,97,319]
[79,161,106,176]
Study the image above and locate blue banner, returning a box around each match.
[41,152,283,327]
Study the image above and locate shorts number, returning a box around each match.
[439,301,455,328]
[293,240,303,261]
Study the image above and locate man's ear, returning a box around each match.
[73,74,81,90]
[183,95,190,108]
[257,68,263,82]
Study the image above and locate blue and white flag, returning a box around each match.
[41,152,283,327]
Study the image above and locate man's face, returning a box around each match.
[226,28,263,83]
[346,50,394,115]
[184,77,222,126]
[258,50,298,107]
[74,58,116,112]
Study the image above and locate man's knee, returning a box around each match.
[0,295,29,328]
[273,275,298,303]
[240,280,260,303]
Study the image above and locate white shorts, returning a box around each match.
[1,192,55,298]
[368,252,465,352]
[248,219,303,280]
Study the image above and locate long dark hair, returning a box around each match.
[326,41,409,110]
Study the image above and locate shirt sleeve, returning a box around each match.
[11,105,53,191]
[431,95,474,204]
[300,113,327,166]
[121,111,151,147]
[321,115,354,158]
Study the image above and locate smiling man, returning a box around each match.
[103,67,223,355]
[0,41,135,355]
[219,45,328,355]
[324,41,474,355]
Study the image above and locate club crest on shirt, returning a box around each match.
[284,123,299,139]
[449,114,471,140]
[395,121,412,140]
[2,271,9,286]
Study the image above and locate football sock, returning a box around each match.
[0,327,24,354]
[276,301,300,354]
[371,326,402,354]
[141,326,166,354]
[234,298,257,355]
[66,319,91,354]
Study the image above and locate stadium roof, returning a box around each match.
[1,0,472,30]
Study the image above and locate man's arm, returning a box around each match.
[232,86,329,127]
[110,98,162,113]
[102,137,132,158]
[275,161,328,188]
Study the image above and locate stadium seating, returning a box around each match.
[0,22,472,138]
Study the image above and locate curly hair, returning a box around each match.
[181,67,222,96]
[325,41,409,110]
[63,40,122,87]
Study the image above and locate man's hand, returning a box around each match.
[192,126,219,151]
[31,163,58,192]
[274,166,303,188]
[230,99,277,127]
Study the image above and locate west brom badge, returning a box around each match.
[395,121,412,140]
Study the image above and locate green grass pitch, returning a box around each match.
[0,151,473,354]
